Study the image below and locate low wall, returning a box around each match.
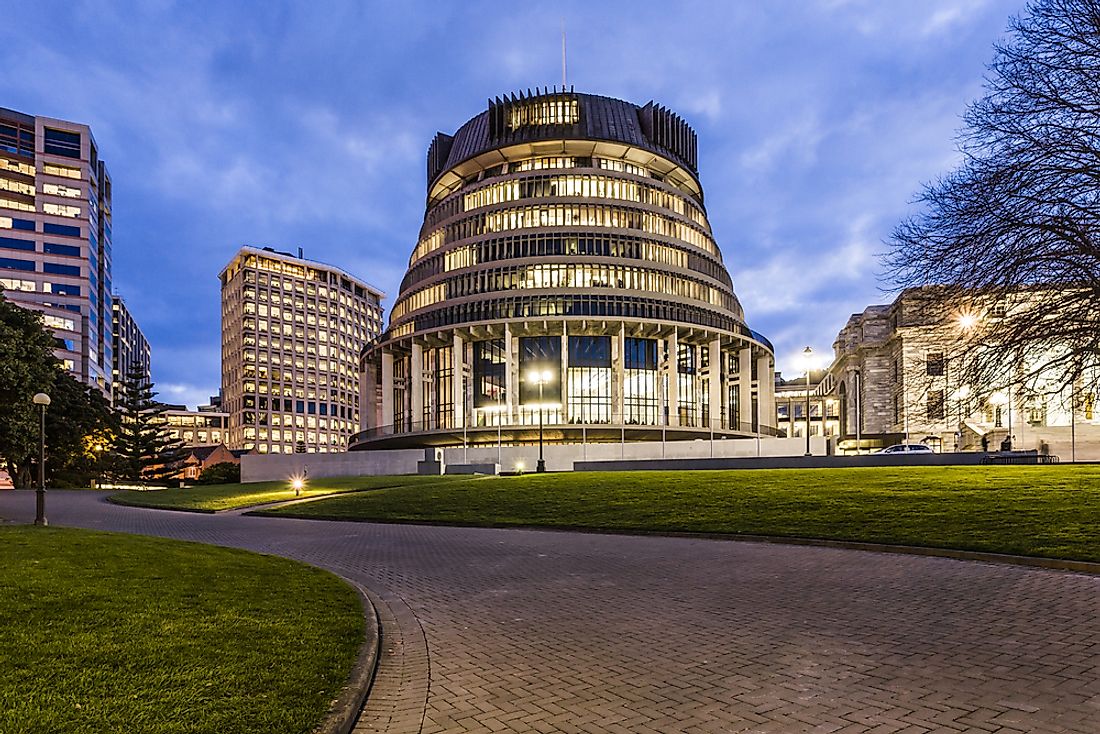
[241,449,424,482]
[576,453,989,472]
[242,436,826,481]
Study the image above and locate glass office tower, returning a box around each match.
[0,106,114,395]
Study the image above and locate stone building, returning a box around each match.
[823,287,1100,457]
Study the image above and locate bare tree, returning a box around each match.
[885,0,1100,398]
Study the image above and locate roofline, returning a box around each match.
[219,245,386,299]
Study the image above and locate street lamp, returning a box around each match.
[32,392,50,526]
[802,347,813,456]
[529,368,554,472]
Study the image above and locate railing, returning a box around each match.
[351,418,783,446]
[980,451,1059,465]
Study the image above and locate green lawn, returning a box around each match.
[258,466,1100,562]
[0,527,363,734]
[109,475,471,512]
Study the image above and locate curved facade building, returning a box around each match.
[355,89,775,450]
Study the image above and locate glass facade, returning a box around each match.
[0,107,113,396]
[358,91,775,449]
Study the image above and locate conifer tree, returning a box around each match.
[112,366,185,483]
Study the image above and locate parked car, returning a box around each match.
[875,444,935,455]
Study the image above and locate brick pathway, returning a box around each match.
[2,491,1097,733]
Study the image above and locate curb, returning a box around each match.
[314,580,382,734]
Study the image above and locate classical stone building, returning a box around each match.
[823,287,1100,456]
[774,370,839,441]
[356,89,776,450]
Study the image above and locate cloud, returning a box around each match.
[0,0,1024,402]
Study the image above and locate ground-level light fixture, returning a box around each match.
[290,474,306,497]
[32,392,51,526]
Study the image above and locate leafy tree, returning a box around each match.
[0,291,65,488]
[112,366,185,484]
[195,462,241,485]
[885,0,1100,397]
[43,372,117,487]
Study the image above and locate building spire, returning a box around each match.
[561,18,568,89]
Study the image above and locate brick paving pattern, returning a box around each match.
[2,491,1097,733]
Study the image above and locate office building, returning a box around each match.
[111,294,150,402]
[220,246,384,453]
[0,106,113,394]
[356,89,775,450]
[163,403,230,447]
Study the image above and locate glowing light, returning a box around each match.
[528,369,555,384]
[958,312,979,331]
[290,474,306,496]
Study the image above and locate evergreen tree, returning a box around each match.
[112,366,186,483]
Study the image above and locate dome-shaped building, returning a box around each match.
[354,89,776,451]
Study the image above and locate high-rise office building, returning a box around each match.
[0,106,114,395]
[220,246,384,453]
[111,294,150,401]
[356,89,775,450]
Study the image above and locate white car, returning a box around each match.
[876,444,935,455]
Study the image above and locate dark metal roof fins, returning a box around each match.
[427,90,700,191]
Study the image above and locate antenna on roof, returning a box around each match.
[561,18,568,88]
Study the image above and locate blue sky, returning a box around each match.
[4,0,1026,407]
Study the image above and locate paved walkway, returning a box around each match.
[1,491,1097,734]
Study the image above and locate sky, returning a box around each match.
[3,0,1028,408]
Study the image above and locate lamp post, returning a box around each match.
[32,392,50,526]
[802,346,813,456]
[529,369,553,472]
[954,311,978,451]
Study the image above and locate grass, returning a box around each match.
[258,466,1100,562]
[0,527,363,734]
[109,475,471,512]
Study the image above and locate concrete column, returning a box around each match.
[452,333,464,428]
[738,346,754,432]
[381,350,394,430]
[757,353,775,432]
[504,323,514,422]
[667,329,679,427]
[361,357,377,430]
[614,324,625,424]
[709,339,721,431]
[410,342,424,430]
[560,328,568,423]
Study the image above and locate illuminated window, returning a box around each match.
[567,336,611,424]
[624,338,659,425]
[43,162,81,179]
[42,182,81,198]
[508,97,579,130]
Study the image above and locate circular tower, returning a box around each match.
[354,89,775,450]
